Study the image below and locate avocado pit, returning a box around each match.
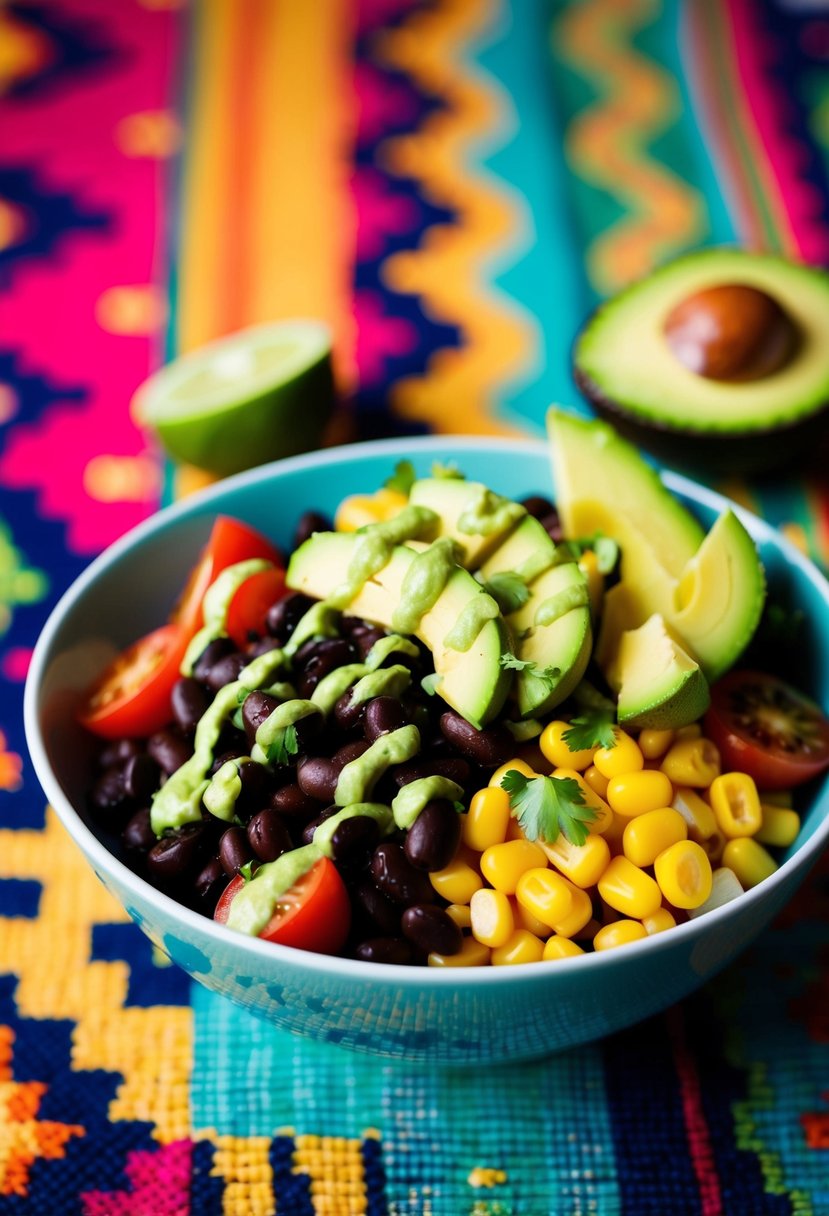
[663,282,799,383]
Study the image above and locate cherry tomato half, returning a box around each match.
[214,857,351,955]
[226,566,286,650]
[705,670,829,790]
[78,624,186,740]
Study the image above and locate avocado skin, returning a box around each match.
[576,365,829,477]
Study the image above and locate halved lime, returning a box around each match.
[135,320,335,476]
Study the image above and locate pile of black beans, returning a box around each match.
[86,497,561,965]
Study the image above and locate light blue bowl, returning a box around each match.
[24,438,829,1063]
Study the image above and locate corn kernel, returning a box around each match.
[687,866,744,918]
[584,764,609,799]
[539,721,595,771]
[429,858,483,904]
[578,549,605,616]
[491,929,545,966]
[709,772,762,838]
[756,805,800,849]
[428,937,491,967]
[676,723,702,740]
[598,855,662,919]
[550,880,593,937]
[606,770,674,820]
[593,730,644,778]
[722,837,778,889]
[335,487,408,532]
[543,935,585,961]
[654,840,713,909]
[463,786,512,851]
[470,888,514,948]
[642,907,677,935]
[480,839,547,894]
[515,867,573,929]
[489,758,535,788]
[593,920,648,951]
[551,767,614,833]
[638,729,675,760]
[445,903,472,930]
[540,832,611,889]
[623,808,688,867]
[672,787,724,859]
[510,896,553,939]
[660,738,721,788]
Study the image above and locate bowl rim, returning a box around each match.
[24,434,829,987]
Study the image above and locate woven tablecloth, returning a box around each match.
[1,2,829,1212]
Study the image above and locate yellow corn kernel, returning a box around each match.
[708,772,762,838]
[445,903,472,930]
[463,786,512,852]
[660,738,721,788]
[491,929,545,966]
[429,858,483,904]
[584,764,609,799]
[428,937,491,967]
[756,805,800,849]
[641,907,677,935]
[654,840,713,909]
[593,730,644,779]
[480,839,547,894]
[550,880,593,938]
[593,920,648,951]
[515,867,574,929]
[543,935,585,961]
[510,896,553,939]
[540,832,611,889]
[598,855,662,919]
[672,787,724,859]
[551,767,614,833]
[606,770,674,820]
[761,790,793,808]
[335,487,408,532]
[578,549,605,616]
[470,888,514,948]
[539,720,595,771]
[638,729,675,760]
[675,723,702,740]
[721,837,778,889]
[623,808,688,868]
[489,758,535,788]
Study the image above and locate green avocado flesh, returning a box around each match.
[408,478,525,569]
[574,249,829,432]
[614,614,710,731]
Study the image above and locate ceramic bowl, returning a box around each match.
[24,437,829,1064]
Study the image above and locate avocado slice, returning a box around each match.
[286,532,511,728]
[573,249,829,473]
[408,478,525,570]
[476,514,555,585]
[614,614,710,731]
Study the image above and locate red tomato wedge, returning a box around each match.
[226,566,286,649]
[78,624,187,740]
[215,858,351,955]
[705,670,829,790]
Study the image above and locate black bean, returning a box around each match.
[520,494,555,520]
[192,637,236,683]
[241,690,280,748]
[401,904,462,956]
[352,880,401,936]
[439,711,512,769]
[353,627,386,660]
[193,858,229,910]
[219,826,253,875]
[147,729,191,776]
[296,639,355,698]
[90,766,127,812]
[204,651,247,692]
[171,677,210,734]
[266,592,314,642]
[364,696,408,742]
[123,807,155,852]
[210,749,245,777]
[297,756,341,803]
[270,783,320,819]
[540,510,563,542]
[404,800,461,871]
[123,753,160,803]
[333,690,366,732]
[331,814,380,863]
[246,637,280,660]
[333,739,370,767]
[340,616,374,638]
[354,937,412,965]
[301,806,338,845]
[147,823,207,880]
[393,757,471,789]
[293,510,331,550]
[370,842,436,906]
[99,738,141,768]
[247,808,292,862]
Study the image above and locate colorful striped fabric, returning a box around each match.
[1,1,828,1212]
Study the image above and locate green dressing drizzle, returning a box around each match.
[327,505,437,609]
[533,582,590,627]
[363,633,420,670]
[311,663,368,715]
[283,602,341,658]
[391,537,457,635]
[225,844,322,937]
[312,803,394,858]
[203,758,243,822]
[391,776,464,830]
[181,558,273,675]
[443,592,500,652]
[348,665,411,707]
[457,487,524,537]
[334,724,421,806]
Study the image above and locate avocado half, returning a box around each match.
[573,249,829,474]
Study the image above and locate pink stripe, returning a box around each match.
[727,0,829,264]
[668,1007,724,1216]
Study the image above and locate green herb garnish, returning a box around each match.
[239,860,258,883]
[562,708,617,752]
[500,769,597,847]
[266,723,299,767]
[482,571,530,615]
[431,461,465,480]
[499,652,561,691]
[385,459,416,496]
[565,531,619,574]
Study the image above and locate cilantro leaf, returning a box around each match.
[499,651,534,673]
[499,652,561,691]
[572,679,616,713]
[421,672,442,697]
[562,708,618,752]
[567,531,619,575]
[239,860,258,883]
[266,723,299,767]
[431,461,465,480]
[385,459,416,496]
[500,769,597,847]
[482,571,530,615]
[452,800,466,815]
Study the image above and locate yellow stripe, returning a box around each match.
[210,1135,275,1216]
[292,1134,367,1215]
